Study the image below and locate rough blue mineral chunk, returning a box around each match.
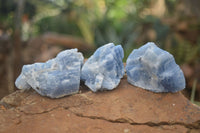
[126,42,185,92]
[81,43,124,92]
[15,49,84,98]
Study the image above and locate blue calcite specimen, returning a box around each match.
[126,42,185,93]
[15,49,84,98]
[81,43,124,92]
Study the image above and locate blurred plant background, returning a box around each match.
[0,0,200,104]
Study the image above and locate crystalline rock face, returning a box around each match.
[126,42,186,93]
[15,49,84,98]
[81,43,124,92]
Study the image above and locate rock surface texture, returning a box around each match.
[15,49,84,98]
[81,43,124,92]
[1,77,200,133]
[126,42,186,93]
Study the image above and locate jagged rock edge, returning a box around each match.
[16,105,200,129]
[68,110,200,129]
[1,96,200,130]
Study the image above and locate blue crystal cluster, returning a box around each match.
[15,49,83,98]
[81,43,124,92]
[15,42,186,98]
[126,42,185,92]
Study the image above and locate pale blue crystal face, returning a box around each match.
[81,43,124,92]
[15,49,84,98]
[126,42,186,93]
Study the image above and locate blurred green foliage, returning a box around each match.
[0,0,200,64]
